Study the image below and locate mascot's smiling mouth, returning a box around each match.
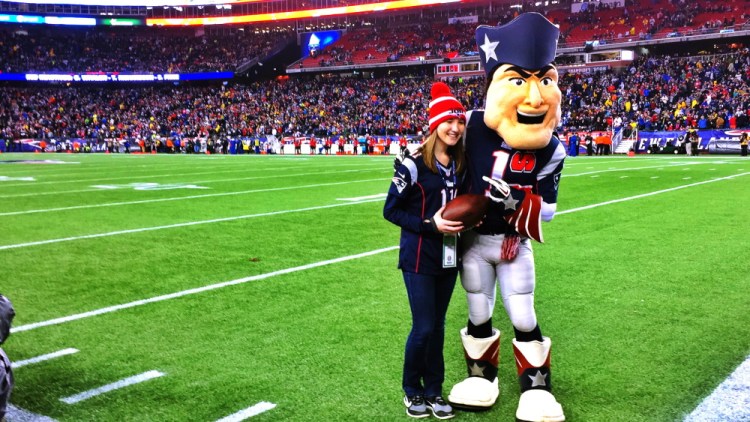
[517,110,546,125]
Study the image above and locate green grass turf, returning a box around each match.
[1,152,749,421]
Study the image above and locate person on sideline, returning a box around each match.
[740,132,748,157]
[383,82,467,420]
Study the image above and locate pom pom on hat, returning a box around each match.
[428,82,466,133]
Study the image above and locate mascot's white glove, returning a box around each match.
[482,176,510,202]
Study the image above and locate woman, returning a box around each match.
[383,82,466,420]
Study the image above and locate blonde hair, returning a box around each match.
[418,129,465,175]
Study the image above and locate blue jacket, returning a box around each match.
[383,154,461,275]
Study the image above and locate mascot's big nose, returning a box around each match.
[525,81,543,108]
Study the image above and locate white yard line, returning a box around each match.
[215,402,277,422]
[683,356,750,422]
[60,370,165,405]
[337,193,388,201]
[565,162,706,177]
[0,167,275,188]
[0,177,386,217]
[557,173,750,215]
[0,198,385,251]
[11,246,399,333]
[0,167,385,199]
[13,348,79,368]
[0,162,381,188]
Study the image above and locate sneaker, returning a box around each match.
[426,396,455,420]
[403,395,430,418]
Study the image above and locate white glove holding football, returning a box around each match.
[482,176,510,203]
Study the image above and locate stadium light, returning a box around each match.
[147,0,463,26]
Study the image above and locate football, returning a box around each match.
[442,194,490,228]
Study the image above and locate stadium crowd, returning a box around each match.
[557,0,748,44]
[0,73,483,143]
[0,27,293,73]
[560,49,750,132]
[2,48,750,146]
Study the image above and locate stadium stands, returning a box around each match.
[552,0,750,46]
[560,50,750,132]
[2,45,749,148]
[0,26,293,73]
[1,0,749,150]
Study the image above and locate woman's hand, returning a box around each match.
[431,206,464,234]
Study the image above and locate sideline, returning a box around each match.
[7,404,58,422]
[683,356,750,422]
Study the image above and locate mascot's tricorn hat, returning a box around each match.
[475,12,560,78]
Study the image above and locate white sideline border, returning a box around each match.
[215,402,277,422]
[7,404,58,422]
[59,370,165,405]
[13,348,79,368]
[683,356,750,422]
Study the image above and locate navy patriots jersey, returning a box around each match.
[463,110,565,236]
[383,154,461,275]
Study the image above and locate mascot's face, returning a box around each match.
[484,63,561,149]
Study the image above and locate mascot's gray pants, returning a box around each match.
[460,231,537,331]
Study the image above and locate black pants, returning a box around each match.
[742,145,748,156]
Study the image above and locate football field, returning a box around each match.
[1,152,749,421]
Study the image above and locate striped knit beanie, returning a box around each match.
[428,82,466,133]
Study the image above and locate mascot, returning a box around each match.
[447,13,567,422]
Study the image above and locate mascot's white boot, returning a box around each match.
[448,328,500,409]
[513,337,565,422]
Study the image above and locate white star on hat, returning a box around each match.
[480,34,499,63]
